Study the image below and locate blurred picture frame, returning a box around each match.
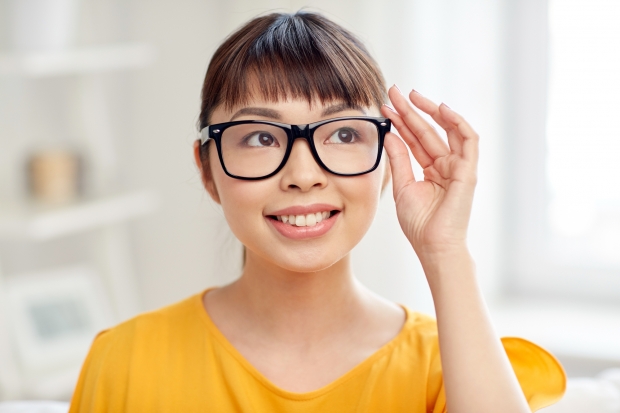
[5,266,112,374]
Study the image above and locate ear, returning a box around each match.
[381,154,392,195]
[193,140,221,204]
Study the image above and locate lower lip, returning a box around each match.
[267,212,339,240]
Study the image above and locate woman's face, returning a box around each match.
[201,94,388,273]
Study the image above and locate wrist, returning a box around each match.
[415,242,471,263]
[416,246,476,291]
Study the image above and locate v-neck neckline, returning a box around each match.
[194,288,413,401]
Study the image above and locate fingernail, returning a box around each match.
[393,84,402,94]
[441,102,452,110]
[383,103,397,113]
[411,88,420,95]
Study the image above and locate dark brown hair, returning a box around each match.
[198,11,387,130]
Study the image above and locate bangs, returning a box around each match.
[199,12,387,128]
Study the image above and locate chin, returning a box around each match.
[278,259,339,274]
[257,245,348,274]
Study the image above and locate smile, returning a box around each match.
[265,204,341,239]
[270,211,337,227]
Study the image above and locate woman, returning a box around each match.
[70,11,565,412]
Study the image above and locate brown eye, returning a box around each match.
[326,128,359,144]
[245,132,279,147]
[338,130,353,143]
[258,133,274,146]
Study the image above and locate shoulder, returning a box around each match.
[395,308,566,411]
[116,292,201,331]
[403,309,438,333]
[95,291,204,346]
[77,291,207,382]
[398,308,442,365]
[398,307,441,351]
[69,292,209,412]
[384,308,443,386]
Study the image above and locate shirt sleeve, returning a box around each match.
[430,337,566,413]
[501,337,567,411]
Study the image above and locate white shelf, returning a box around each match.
[0,43,156,77]
[0,190,159,241]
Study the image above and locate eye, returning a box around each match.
[326,128,359,144]
[245,132,279,147]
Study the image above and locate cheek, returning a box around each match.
[211,162,271,243]
[337,171,384,241]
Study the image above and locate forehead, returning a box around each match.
[211,94,377,124]
[237,99,366,117]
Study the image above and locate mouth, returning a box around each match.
[265,204,341,240]
[266,210,340,227]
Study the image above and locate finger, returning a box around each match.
[438,103,479,165]
[432,154,471,185]
[383,132,417,196]
[409,90,464,156]
[408,90,450,129]
[381,104,434,168]
[388,86,450,159]
[422,165,448,189]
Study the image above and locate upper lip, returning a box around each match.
[267,203,340,216]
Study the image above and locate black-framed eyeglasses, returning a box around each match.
[199,116,391,180]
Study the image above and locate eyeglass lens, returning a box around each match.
[219,119,380,178]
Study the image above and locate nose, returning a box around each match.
[279,139,328,191]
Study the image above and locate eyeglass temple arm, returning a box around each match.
[199,126,212,145]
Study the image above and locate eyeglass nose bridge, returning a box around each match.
[290,124,310,140]
[285,124,325,171]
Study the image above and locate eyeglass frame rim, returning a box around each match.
[199,116,392,181]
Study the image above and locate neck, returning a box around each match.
[224,250,367,342]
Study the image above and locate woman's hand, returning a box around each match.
[382,88,533,413]
[380,86,479,259]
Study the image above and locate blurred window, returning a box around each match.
[511,0,620,300]
[546,0,620,268]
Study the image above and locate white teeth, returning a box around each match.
[295,215,306,226]
[275,211,334,226]
[306,213,317,226]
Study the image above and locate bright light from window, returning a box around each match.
[546,0,620,267]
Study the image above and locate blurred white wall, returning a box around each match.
[121,0,239,311]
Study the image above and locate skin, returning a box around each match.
[193,85,531,412]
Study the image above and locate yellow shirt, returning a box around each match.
[69,291,565,412]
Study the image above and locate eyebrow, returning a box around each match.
[230,107,281,121]
[321,103,366,117]
[228,103,366,122]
